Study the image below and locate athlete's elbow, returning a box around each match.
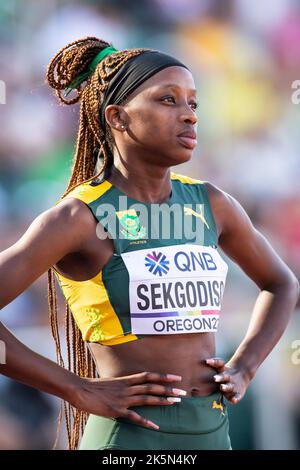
[281,270,299,296]
[290,275,300,305]
[271,272,300,306]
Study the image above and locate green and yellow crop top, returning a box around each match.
[52,172,228,346]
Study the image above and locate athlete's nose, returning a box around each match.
[180,107,198,126]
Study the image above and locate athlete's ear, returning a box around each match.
[104,105,128,132]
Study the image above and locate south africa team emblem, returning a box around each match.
[116,209,146,240]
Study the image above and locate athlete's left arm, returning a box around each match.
[204,182,300,404]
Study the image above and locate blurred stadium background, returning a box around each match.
[0,0,300,450]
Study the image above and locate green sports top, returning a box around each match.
[53,171,228,346]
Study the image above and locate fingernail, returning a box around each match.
[167,374,182,380]
[214,375,223,382]
[172,388,187,396]
[148,421,159,429]
[167,397,181,403]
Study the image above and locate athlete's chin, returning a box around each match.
[170,149,193,165]
[157,144,194,166]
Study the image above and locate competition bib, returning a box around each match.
[121,244,228,335]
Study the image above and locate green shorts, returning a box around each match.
[79,391,232,450]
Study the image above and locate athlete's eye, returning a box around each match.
[161,96,198,110]
[161,96,176,103]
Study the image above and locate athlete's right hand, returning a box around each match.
[71,372,187,430]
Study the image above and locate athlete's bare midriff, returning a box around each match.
[53,188,221,398]
[88,334,219,398]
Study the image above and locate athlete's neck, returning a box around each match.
[107,164,172,204]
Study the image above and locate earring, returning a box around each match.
[121,124,125,130]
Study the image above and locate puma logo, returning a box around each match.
[183,207,210,229]
[212,400,225,415]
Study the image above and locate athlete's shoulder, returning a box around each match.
[53,177,112,207]
[203,180,248,240]
[49,192,99,236]
[170,171,205,185]
[170,171,228,204]
[203,180,231,208]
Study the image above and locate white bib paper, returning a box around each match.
[121,244,228,335]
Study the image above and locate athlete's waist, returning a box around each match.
[88,333,218,397]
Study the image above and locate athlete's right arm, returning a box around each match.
[0,198,90,309]
[0,197,99,404]
[0,198,185,429]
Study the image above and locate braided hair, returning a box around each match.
[45,36,148,450]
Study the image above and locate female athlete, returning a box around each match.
[0,37,299,450]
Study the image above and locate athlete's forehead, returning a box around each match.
[152,83,197,94]
[125,66,196,101]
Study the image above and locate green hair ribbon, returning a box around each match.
[64,45,118,97]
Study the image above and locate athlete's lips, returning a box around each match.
[177,129,197,149]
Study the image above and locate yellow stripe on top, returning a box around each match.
[53,179,113,206]
[171,171,204,185]
[54,173,202,210]
[53,267,138,345]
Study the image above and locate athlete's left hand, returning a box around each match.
[205,357,252,405]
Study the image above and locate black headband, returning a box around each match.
[99,50,190,130]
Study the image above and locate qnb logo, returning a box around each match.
[145,251,170,276]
